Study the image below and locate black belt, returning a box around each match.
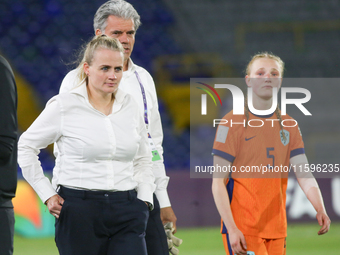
[58,186,136,200]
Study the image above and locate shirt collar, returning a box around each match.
[70,79,88,99]
[123,58,136,77]
[249,110,275,118]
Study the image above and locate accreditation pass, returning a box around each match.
[148,133,161,161]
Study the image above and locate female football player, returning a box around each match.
[212,52,330,255]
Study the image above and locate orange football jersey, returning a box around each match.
[213,110,304,238]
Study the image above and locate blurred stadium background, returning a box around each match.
[1,0,339,253]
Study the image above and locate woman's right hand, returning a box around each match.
[212,156,247,254]
[229,228,247,255]
[45,194,64,219]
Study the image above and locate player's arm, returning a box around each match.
[291,154,331,235]
[212,155,247,254]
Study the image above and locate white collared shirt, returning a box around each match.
[18,83,155,204]
[59,59,171,208]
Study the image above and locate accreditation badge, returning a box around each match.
[148,133,161,161]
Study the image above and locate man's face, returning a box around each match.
[96,15,135,63]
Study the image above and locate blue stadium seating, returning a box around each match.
[1,0,188,170]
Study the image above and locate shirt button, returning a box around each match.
[104,193,109,197]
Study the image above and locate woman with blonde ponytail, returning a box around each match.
[18,35,154,255]
[212,52,330,255]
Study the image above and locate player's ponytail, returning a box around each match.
[245,100,287,142]
[244,95,250,128]
[275,106,287,142]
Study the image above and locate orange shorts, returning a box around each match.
[222,234,286,255]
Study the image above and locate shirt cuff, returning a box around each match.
[33,177,58,203]
[155,189,171,208]
[136,183,155,207]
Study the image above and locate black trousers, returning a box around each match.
[145,194,169,255]
[55,186,149,255]
[0,207,14,255]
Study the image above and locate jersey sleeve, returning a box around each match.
[212,113,240,164]
[289,121,305,158]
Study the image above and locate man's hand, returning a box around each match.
[45,194,64,219]
[164,222,182,255]
[316,210,331,235]
[229,228,247,255]
[161,206,177,233]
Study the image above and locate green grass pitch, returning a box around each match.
[14,222,340,255]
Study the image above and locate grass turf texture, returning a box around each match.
[14,222,340,255]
